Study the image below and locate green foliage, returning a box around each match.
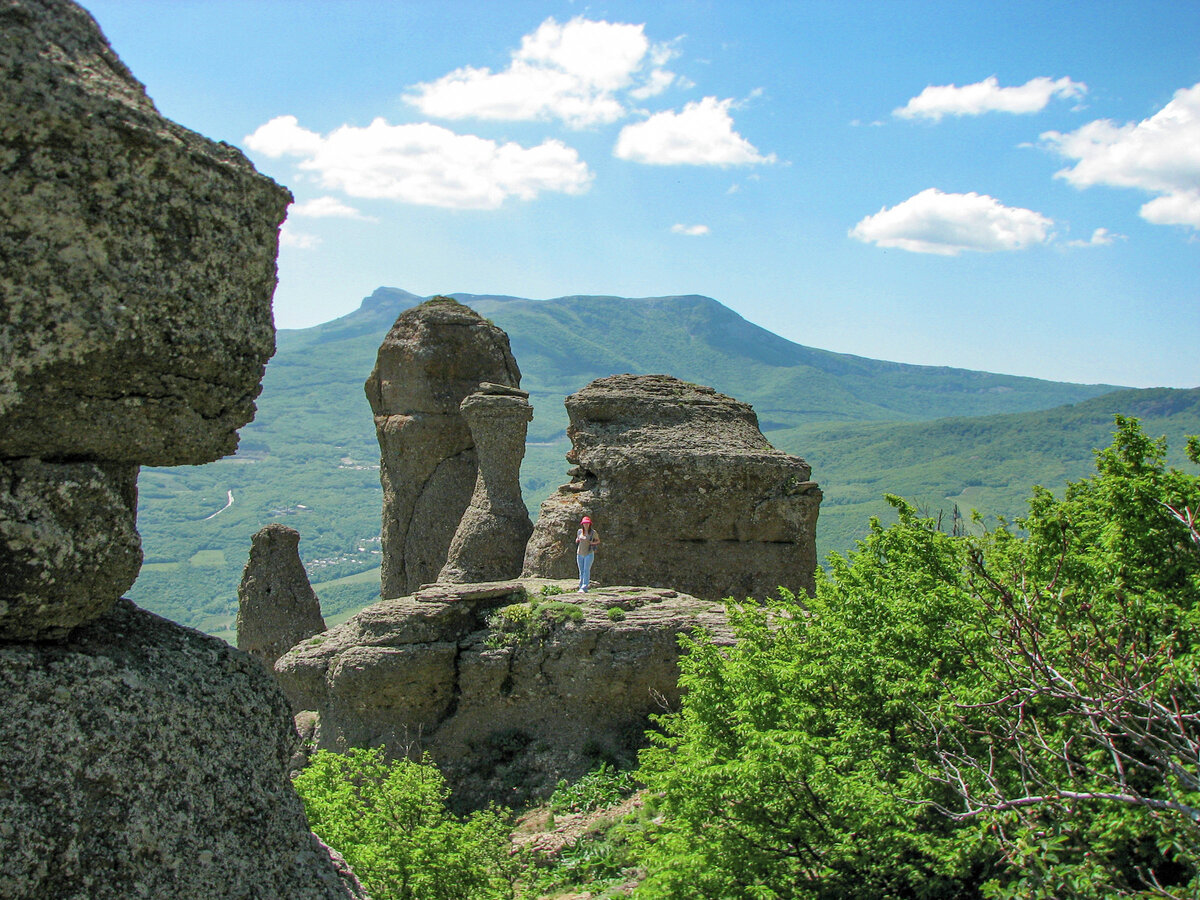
[293,748,517,900]
[485,599,585,648]
[539,583,565,597]
[606,606,626,622]
[550,764,641,815]
[635,419,1200,899]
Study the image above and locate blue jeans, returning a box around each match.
[576,552,594,591]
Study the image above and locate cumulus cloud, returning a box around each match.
[1065,227,1124,248]
[850,188,1055,255]
[614,97,775,166]
[278,223,320,249]
[245,116,592,210]
[671,223,710,236]
[290,196,374,220]
[895,75,1086,121]
[405,16,680,128]
[1041,82,1200,229]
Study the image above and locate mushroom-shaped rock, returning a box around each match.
[439,384,535,584]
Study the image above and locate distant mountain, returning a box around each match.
[129,288,1198,638]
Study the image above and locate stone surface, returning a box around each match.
[0,458,141,640]
[364,297,521,598]
[0,599,361,900]
[0,0,291,466]
[275,578,733,810]
[439,383,534,584]
[237,524,327,674]
[523,374,823,600]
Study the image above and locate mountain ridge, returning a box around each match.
[129,287,1198,638]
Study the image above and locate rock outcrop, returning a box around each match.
[0,0,288,641]
[0,600,365,900]
[523,374,823,600]
[237,524,327,673]
[364,297,522,598]
[0,3,361,896]
[276,579,733,810]
[439,383,535,584]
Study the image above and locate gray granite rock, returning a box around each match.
[0,599,361,900]
[439,384,534,584]
[237,524,328,675]
[275,579,732,810]
[0,0,291,466]
[0,458,141,640]
[523,374,823,600]
[364,298,522,597]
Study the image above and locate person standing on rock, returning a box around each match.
[575,516,600,592]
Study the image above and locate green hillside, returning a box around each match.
[129,289,1197,638]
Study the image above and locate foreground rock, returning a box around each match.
[276,579,733,810]
[0,0,290,641]
[523,374,823,600]
[237,524,328,674]
[0,3,362,896]
[0,600,361,899]
[364,298,522,598]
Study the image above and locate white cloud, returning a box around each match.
[1066,227,1124,248]
[279,223,321,249]
[405,16,681,128]
[1042,83,1200,229]
[614,97,776,166]
[245,116,592,210]
[895,75,1086,121]
[290,196,374,220]
[850,188,1055,255]
[671,223,710,236]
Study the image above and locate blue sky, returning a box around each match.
[80,1,1198,388]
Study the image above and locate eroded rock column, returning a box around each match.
[439,384,534,583]
[236,524,327,673]
[364,297,522,597]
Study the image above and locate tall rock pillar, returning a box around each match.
[439,384,534,583]
[364,297,522,598]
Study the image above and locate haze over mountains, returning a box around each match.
[131,289,1200,637]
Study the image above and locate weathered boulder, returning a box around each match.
[0,599,361,900]
[523,374,822,600]
[364,297,522,598]
[0,3,362,896]
[0,0,289,467]
[0,459,140,640]
[0,0,291,641]
[276,579,733,810]
[237,524,327,673]
[439,383,535,584]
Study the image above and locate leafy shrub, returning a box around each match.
[293,747,517,900]
[635,418,1200,899]
[484,599,584,648]
[606,606,626,621]
[550,763,641,815]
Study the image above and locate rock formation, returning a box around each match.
[523,374,823,600]
[0,3,362,896]
[0,599,367,900]
[1,0,284,641]
[438,383,535,584]
[237,524,328,673]
[275,579,733,810]
[364,297,522,598]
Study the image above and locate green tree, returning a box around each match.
[293,748,518,900]
[635,418,1200,899]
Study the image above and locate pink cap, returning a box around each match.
[580,516,592,525]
